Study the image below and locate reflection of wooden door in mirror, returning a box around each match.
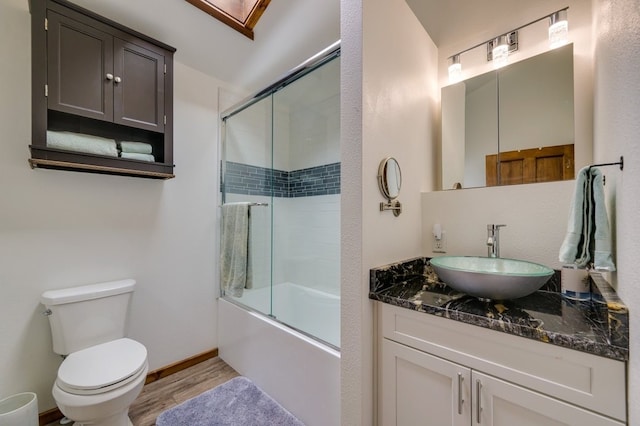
[486,144,574,186]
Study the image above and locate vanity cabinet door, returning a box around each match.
[47,10,114,122]
[472,371,624,426]
[380,339,471,426]
[113,38,165,132]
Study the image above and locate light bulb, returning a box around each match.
[549,10,569,48]
[492,36,509,68]
[448,55,462,83]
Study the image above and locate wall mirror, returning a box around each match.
[378,157,402,216]
[441,43,575,190]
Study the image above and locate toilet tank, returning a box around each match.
[41,279,136,355]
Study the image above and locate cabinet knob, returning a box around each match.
[106,73,114,80]
[114,76,122,83]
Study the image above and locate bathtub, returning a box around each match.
[218,283,340,426]
[230,282,340,348]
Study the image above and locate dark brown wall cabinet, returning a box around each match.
[30,0,176,179]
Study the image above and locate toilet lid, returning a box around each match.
[57,338,147,394]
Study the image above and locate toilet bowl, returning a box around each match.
[41,280,148,426]
[52,338,148,426]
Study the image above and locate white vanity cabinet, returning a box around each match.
[377,303,627,426]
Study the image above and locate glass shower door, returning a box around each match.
[221,95,274,317]
[270,56,340,347]
[220,48,340,348]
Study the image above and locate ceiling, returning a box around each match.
[405,0,572,51]
[66,0,340,92]
[48,0,568,91]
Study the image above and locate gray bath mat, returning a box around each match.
[155,376,305,426]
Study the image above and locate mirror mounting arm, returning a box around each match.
[380,200,402,217]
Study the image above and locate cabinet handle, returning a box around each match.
[457,373,464,415]
[106,73,114,80]
[476,379,482,424]
[114,76,122,83]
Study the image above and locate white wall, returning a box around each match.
[592,0,640,423]
[341,0,439,423]
[422,181,575,267]
[0,0,224,411]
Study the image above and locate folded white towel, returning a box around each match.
[121,152,155,162]
[120,141,153,154]
[220,202,252,297]
[559,166,616,271]
[47,130,118,157]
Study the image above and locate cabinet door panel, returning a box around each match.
[47,11,113,122]
[381,339,470,426]
[113,39,165,132]
[473,372,623,426]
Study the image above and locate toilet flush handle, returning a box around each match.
[42,309,52,316]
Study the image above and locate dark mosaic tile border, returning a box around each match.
[223,161,340,198]
[369,257,629,361]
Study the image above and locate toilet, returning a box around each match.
[41,279,148,426]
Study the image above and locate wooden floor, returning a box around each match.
[47,357,239,426]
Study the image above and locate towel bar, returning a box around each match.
[588,156,624,171]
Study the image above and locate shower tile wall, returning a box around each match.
[276,195,340,295]
[224,164,340,296]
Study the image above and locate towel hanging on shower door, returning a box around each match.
[220,202,253,297]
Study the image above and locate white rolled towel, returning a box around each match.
[120,141,153,154]
[46,130,118,157]
[121,152,155,162]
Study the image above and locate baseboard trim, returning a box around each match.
[38,347,218,426]
[39,407,63,426]
[145,348,219,384]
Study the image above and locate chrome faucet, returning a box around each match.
[487,224,507,258]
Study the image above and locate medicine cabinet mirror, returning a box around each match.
[441,43,575,190]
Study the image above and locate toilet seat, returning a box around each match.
[56,338,147,396]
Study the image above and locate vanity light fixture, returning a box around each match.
[448,55,462,83]
[446,7,569,79]
[491,35,510,68]
[486,31,518,63]
[549,9,569,48]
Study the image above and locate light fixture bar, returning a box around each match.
[446,7,569,63]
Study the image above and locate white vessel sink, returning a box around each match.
[429,256,554,300]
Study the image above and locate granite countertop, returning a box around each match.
[370,257,629,361]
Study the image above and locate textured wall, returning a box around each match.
[341,0,439,423]
[592,0,640,423]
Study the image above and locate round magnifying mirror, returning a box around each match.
[378,157,402,200]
